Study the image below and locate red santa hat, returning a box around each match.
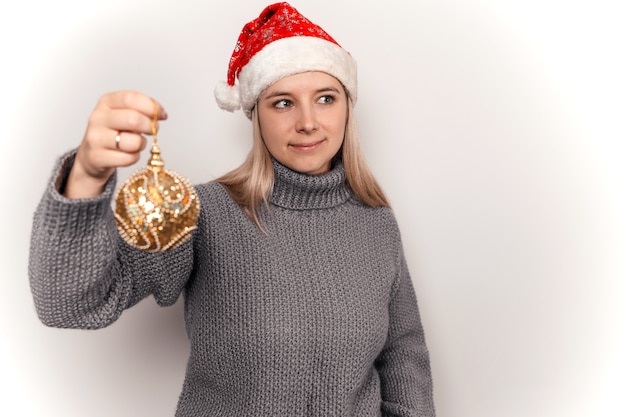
[214,2,358,119]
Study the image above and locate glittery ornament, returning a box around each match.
[114,101,199,252]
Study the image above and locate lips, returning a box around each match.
[290,139,324,152]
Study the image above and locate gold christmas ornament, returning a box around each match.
[114,100,199,252]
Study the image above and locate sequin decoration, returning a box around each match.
[114,102,199,252]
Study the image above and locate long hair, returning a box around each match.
[215,96,390,231]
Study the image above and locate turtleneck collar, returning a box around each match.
[270,159,352,210]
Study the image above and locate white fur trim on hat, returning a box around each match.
[214,80,242,112]
[236,36,357,119]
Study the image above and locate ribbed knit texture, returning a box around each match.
[29,150,435,417]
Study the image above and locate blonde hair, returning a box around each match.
[215,96,389,230]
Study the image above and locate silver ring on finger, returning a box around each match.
[115,132,122,150]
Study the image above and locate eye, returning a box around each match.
[273,99,292,109]
[318,95,335,104]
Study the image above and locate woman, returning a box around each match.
[29,2,435,416]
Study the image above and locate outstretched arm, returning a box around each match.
[29,150,194,329]
[28,91,193,329]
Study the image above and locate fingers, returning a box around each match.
[97,148,145,169]
[77,91,166,175]
[111,130,147,153]
[100,90,168,120]
[83,120,148,154]
[90,91,167,136]
[76,128,146,177]
[65,91,167,198]
[89,108,158,137]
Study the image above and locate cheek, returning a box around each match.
[259,120,290,158]
[260,109,289,132]
[258,113,277,145]
[331,113,348,141]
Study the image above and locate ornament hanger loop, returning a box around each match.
[148,98,164,170]
[151,98,159,142]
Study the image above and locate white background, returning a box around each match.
[1,0,624,416]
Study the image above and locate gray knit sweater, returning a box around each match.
[29,150,435,417]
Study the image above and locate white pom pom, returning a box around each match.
[214,81,241,112]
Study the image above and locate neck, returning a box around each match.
[270,159,351,210]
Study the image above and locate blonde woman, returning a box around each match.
[29,2,435,416]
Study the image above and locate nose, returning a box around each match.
[295,104,318,134]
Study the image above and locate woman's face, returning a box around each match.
[257,71,348,175]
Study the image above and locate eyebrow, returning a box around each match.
[262,86,342,100]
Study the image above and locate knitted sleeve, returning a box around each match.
[28,150,194,329]
[376,231,436,417]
